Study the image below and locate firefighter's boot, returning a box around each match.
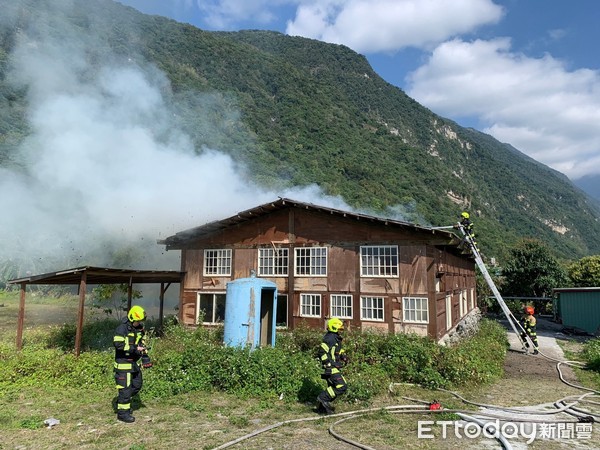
[317,397,334,415]
[117,410,135,423]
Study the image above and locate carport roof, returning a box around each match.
[7,265,184,286]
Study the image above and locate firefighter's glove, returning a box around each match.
[141,355,153,369]
[340,354,349,366]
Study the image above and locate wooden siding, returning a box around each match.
[174,205,476,339]
[182,249,203,289]
[399,245,429,294]
[327,246,357,292]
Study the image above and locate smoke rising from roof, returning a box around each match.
[0,2,351,278]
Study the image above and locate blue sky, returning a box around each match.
[115,0,600,183]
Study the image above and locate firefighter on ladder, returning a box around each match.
[457,211,479,252]
[316,318,348,414]
[521,306,539,354]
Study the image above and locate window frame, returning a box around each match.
[360,296,385,322]
[203,249,232,276]
[360,245,399,277]
[300,293,322,318]
[402,296,429,324]
[445,295,452,330]
[330,294,353,319]
[294,247,328,277]
[258,247,289,276]
[469,288,475,310]
[197,292,226,325]
[276,294,288,328]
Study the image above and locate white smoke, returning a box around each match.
[0,5,352,278]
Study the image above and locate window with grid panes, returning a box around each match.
[330,294,352,319]
[300,293,321,317]
[402,296,429,323]
[203,249,232,276]
[258,248,289,276]
[294,247,327,276]
[360,246,398,277]
[360,296,384,321]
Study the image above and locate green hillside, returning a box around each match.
[1,0,599,264]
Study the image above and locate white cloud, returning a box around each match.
[286,0,503,53]
[406,38,600,178]
[189,0,503,51]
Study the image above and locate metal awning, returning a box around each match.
[8,266,184,285]
[8,266,184,356]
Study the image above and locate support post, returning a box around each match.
[158,282,166,333]
[16,282,26,351]
[127,277,133,311]
[74,271,87,357]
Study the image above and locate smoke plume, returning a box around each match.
[0,1,350,279]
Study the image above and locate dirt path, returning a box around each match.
[462,317,599,449]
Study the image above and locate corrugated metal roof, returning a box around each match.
[8,266,183,285]
[159,197,462,250]
[553,287,600,293]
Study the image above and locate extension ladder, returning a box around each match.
[455,223,529,349]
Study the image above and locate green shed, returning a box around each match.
[553,287,600,335]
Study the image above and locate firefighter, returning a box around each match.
[316,318,348,414]
[113,305,152,423]
[459,212,475,237]
[520,306,539,354]
[458,211,478,252]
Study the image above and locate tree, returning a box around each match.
[91,284,142,320]
[502,238,568,298]
[568,255,600,287]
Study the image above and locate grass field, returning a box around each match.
[0,291,598,449]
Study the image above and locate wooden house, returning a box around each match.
[159,198,477,341]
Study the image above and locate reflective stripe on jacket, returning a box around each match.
[319,331,344,375]
[113,317,145,372]
[521,315,537,334]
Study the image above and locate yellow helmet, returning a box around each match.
[327,317,344,333]
[128,305,146,322]
[461,212,470,219]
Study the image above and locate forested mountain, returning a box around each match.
[1,0,599,265]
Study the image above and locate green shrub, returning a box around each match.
[438,319,508,385]
[46,317,161,351]
[345,362,389,402]
[0,319,509,406]
[276,321,322,355]
[0,346,112,391]
[582,338,600,372]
